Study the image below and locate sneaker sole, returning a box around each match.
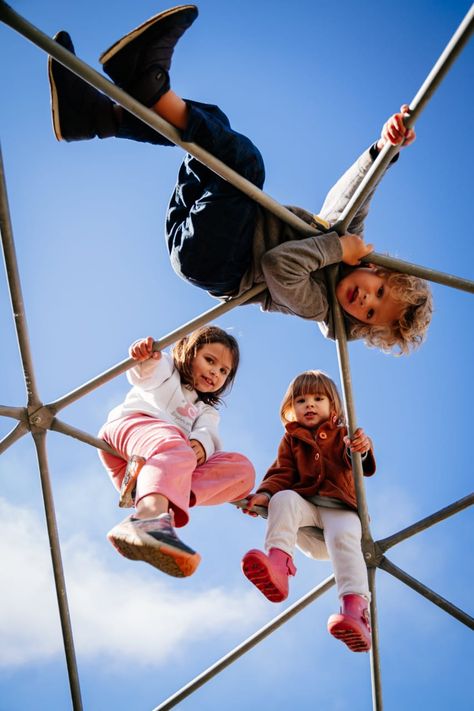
[328,619,371,652]
[108,525,200,577]
[99,5,198,66]
[242,552,286,602]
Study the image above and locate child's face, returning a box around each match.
[293,393,331,429]
[191,342,233,393]
[336,268,403,326]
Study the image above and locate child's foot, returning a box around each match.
[327,594,372,652]
[107,512,201,577]
[99,4,198,107]
[241,548,296,602]
[48,31,117,141]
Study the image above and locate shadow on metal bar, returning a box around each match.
[0,2,473,711]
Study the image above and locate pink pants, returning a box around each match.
[98,414,255,527]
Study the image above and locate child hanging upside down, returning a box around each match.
[241,370,376,653]
[48,4,432,354]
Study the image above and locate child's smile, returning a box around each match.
[191,343,233,393]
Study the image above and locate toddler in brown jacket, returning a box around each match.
[242,370,375,652]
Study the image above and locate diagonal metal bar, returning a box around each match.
[50,417,117,456]
[361,253,474,294]
[32,429,83,711]
[368,568,383,711]
[379,555,474,629]
[153,575,335,711]
[335,3,474,234]
[0,404,25,419]
[1,1,473,297]
[0,419,28,454]
[377,492,474,553]
[0,144,41,408]
[47,284,266,414]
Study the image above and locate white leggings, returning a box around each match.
[264,490,369,600]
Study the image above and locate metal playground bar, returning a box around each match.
[0,2,473,710]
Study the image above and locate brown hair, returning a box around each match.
[349,268,433,355]
[172,325,240,406]
[280,370,345,426]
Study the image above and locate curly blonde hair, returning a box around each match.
[349,268,433,355]
[280,370,345,426]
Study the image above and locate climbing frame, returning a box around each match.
[0,2,473,710]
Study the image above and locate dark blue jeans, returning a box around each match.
[166,100,265,296]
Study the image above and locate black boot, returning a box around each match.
[99,5,198,107]
[48,31,118,142]
[48,31,172,145]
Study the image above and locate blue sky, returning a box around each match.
[0,1,473,710]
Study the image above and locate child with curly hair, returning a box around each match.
[48,5,432,353]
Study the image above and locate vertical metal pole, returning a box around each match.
[33,430,83,711]
[335,4,474,234]
[0,145,41,408]
[368,568,383,711]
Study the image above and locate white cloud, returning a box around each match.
[0,498,266,669]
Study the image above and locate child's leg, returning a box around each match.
[264,489,321,557]
[166,99,265,295]
[318,507,369,600]
[99,414,202,576]
[99,414,196,527]
[189,451,255,507]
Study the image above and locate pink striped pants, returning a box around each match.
[98,414,255,527]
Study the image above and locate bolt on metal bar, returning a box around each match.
[368,568,383,711]
[377,492,474,553]
[32,430,83,711]
[0,144,41,408]
[47,283,265,414]
[335,4,474,234]
[153,575,335,711]
[0,420,28,455]
[379,556,474,629]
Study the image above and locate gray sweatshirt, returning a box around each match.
[232,145,389,339]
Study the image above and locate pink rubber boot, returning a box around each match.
[241,548,296,602]
[327,594,372,652]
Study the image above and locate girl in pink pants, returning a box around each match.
[99,326,255,578]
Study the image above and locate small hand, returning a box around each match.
[344,427,372,454]
[377,104,416,150]
[242,493,270,517]
[189,439,206,466]
[339,233,374,266]
[129,336,161,362]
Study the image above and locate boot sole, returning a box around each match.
[99,5,198,66]
[328,618,371,652]
[108,526,201,578]
[48,34,65,141]
[242,552,287,602]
